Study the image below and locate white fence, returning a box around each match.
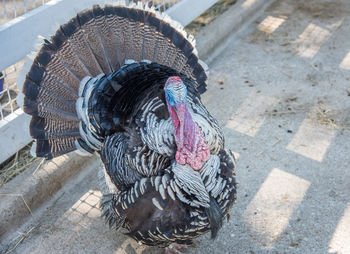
[0,0,218,164]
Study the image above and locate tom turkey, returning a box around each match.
[18,1,237,250]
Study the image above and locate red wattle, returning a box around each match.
[166,95,210,171]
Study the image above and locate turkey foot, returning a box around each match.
[165,243,187,254]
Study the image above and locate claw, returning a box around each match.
[165,244,188,254]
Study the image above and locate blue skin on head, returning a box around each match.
[165,89,177,106]
[164,76,210,170]
[164,78,187,107]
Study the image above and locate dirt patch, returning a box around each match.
[267,95,309,118]
[267,96,350,131]
[250,29,274,45]
[295,1,345,20]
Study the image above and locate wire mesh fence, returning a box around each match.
[0,0,181,121]
[0,0,50,120]
[0,60,24,120]
[0,0,180,25]
[0,0,51,25]
[133,0,180,11]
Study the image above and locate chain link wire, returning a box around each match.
[0,0,50,25]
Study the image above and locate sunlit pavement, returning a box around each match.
[6,0,350,253]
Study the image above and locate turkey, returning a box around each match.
[18,1,237,250]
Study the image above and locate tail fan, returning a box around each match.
[19,3,208,159]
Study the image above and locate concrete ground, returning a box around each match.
[1,0,350,253]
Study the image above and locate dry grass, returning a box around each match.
[311,101,350,130]
[185,0,238,35]
[3,226,37,254]
[153,0,180,11]
[0,143,37,188]
[312,101,338,127]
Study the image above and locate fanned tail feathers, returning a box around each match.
[19,3,208,159]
